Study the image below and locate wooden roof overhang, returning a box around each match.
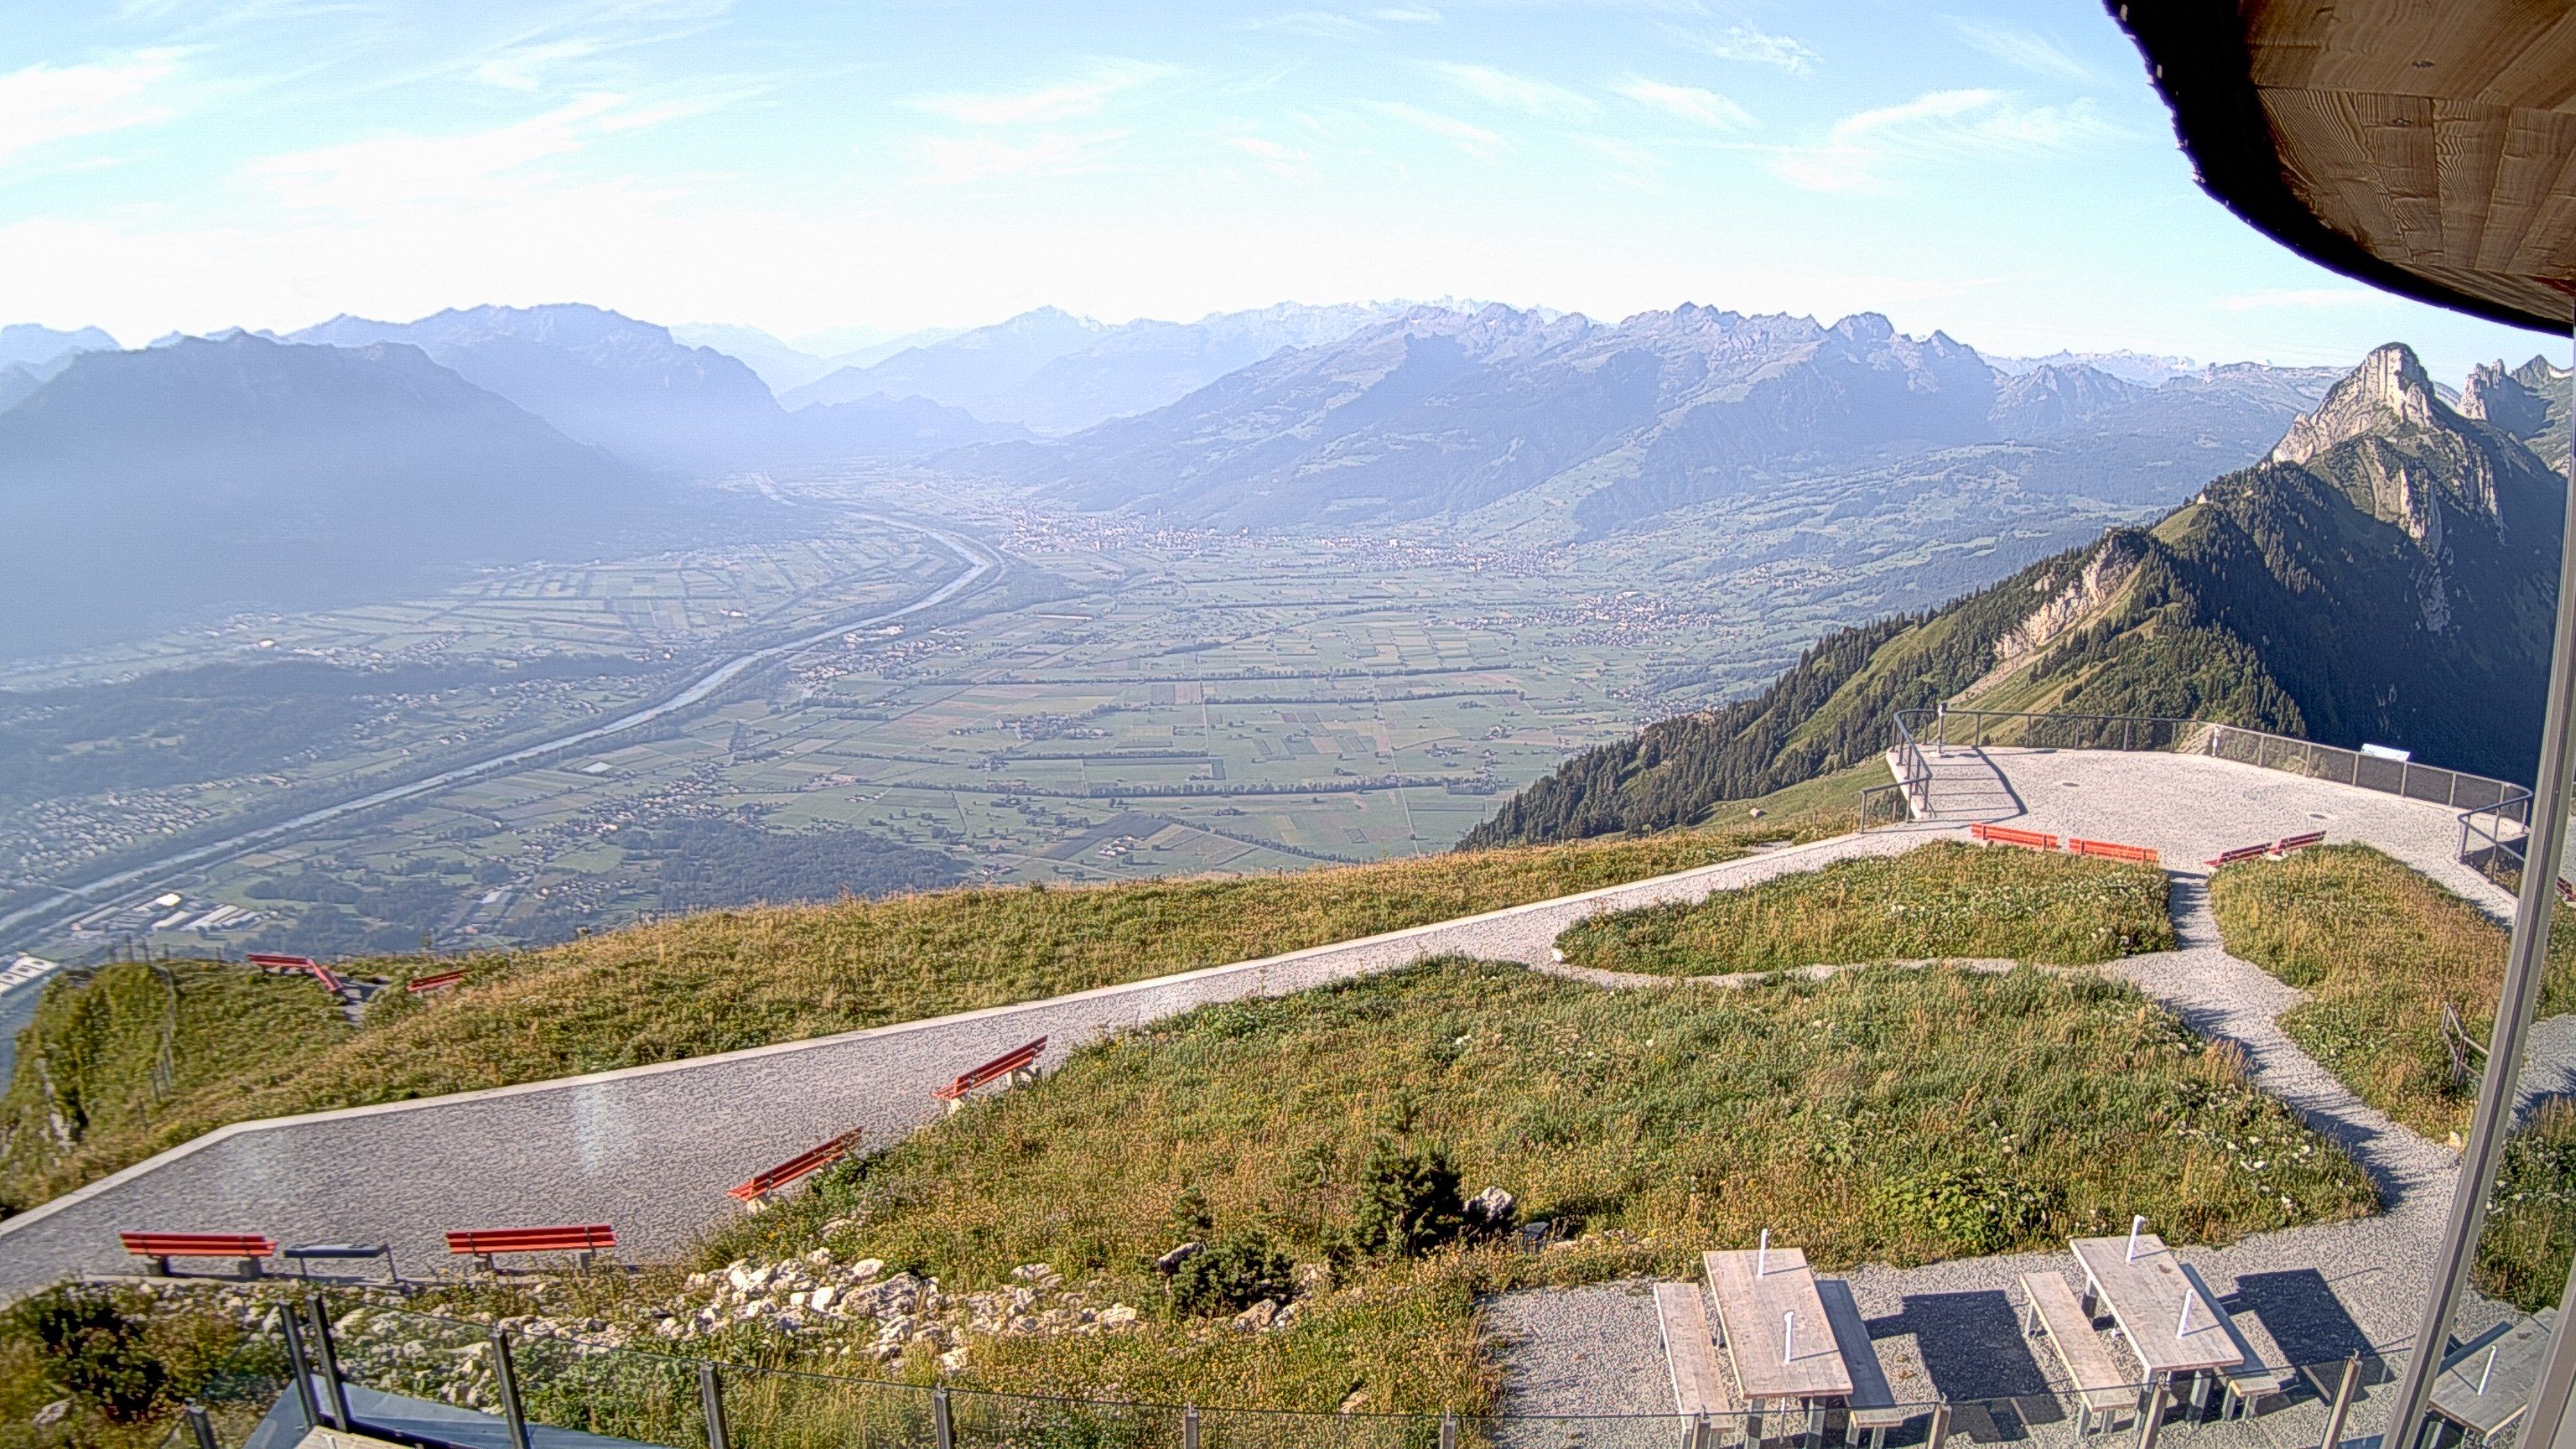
[2111,1,2576,333]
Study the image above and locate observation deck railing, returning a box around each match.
[1862,708,2533,876]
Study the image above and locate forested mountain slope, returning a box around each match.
[1466,343,2563,846]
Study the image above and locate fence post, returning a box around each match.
[1441,1410,1458,1449]
[185,1403,218,1449]
[490,1325,530,1449]
[305,1296,353,1431]
[1924,1400,1950,1449]
[934,1387,955,1449]
[278,1306,322,1431]
[699,1362,729,1449]
[2317,1354,2361,1449]
[1185,1404,1200,1449]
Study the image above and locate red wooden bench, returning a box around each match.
[2068,837,2161,867]
[1970,823,2059,851]
[2205,843,2272,868]
[406,969,467,995]
[2558,879,2575,907]
[934,1036,1047,1113]
[445,1223,616,1273]
[2273,831,2326,855]
[120,1231,276,1278]
[249,953,318,974]
[729,1128,864,1206]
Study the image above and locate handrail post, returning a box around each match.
[700,1362,729,1449]
[278,1305,322,1431]
[490,1326,530,1449]
[305,1295,353,1431]
[1184,1404,1200,1449]
[1441,1410,1458,1449]
[934,1386,955,1449]
[1924,1400,1950,1449]
[185,1403,218,1449]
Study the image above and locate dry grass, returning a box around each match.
[2477,1098,2576,1312]
[0,816,1846,1207]
[1554,841,2174,975]
[686,958,2374,1414]
[2210,844,2576,1138]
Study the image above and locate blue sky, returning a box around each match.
[2,0,2558,382]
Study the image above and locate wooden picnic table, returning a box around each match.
[2070,1234,2243,1407]
[1705,1248,1856,1406]
[2431,1311,2560,1441]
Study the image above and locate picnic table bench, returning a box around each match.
[1970,823,2059,851]
[2021,1270,2137,1435]
[1706,1246,1852,1440]
[121,1231,275,1278]
[730,1128,863,1207]
[934,1036,1046,1111]
[2208,833,2327,868]
[405,969,466,995]
[2172,1263,2288,1419]
[1654,1281,1737,1449]
[2070,1233,2244,1411]
[1816,1279,1908,1449]
[2430,1309,2560,1441]
[446,1223,616,1274]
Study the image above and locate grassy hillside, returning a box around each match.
[1555,842,2173,975]
[603,957,2371,1415]
[2479,1099,2576,1312]
[0,963,346,1213]
[2210,844,2576,1137]
[0,817,1844,1210]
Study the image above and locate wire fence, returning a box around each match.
[218,1292,2443,1449]
[1877,709,2534,875]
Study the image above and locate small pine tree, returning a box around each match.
[1353,1140,1463,1256]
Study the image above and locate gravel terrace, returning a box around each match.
[1484,747,2563,1426]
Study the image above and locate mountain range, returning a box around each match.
[968,304,2338,539]
[1466,341,2566,846]
[0,335,689,657]
[780,302,1428,434]
[0,325,122,413]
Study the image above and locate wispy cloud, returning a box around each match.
[0,49,185,165]
[1228,133,1314,176]
[914,60,1172,127]
[1374,6,1442,22]
[474,40,600,91]
[1772,87,2111,193]
[914,130,1130,184]
[1613,77,1753,132]
[1945,18,2091,82]
[2220,287,2387,312]
[1685,23,1818,75]
[1432,63,1593,121]
[1245,12,1375,40]
[247,90,734,211]
[1365,100,1505,159]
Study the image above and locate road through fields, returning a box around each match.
[0,519,1001,948]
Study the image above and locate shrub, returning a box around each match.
[13,1286,169,1423]
[1170,1232,1296,1314]
[1877,1166,2064,1255]
[1353,1141,1463,1257]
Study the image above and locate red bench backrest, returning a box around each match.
[935,1036,1048,1100]
[2275,832,2326,853]
[1970,823,2059,851]
[249,953,318,970]
[310,965,345,993]
[2068,837,2160,867]
[2209,844,2271,866]
[408,969,467,994]
[729,1129,864,1202]
[121,1232,276,1258]
[446,1224,615,1255]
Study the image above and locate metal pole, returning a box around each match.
[2314,1354,2360,1449]
[490,1326,530,1449]
[700,1362,730,1449]
[278,1307,322,1431]
[306,1296,353,1431]
[1441,1411,1459,1449]
[1925,1400,1950,1449]
[1185,1405,1199,1449]
[934,1387,955,1449]
[185,1402,218,1449]
[2394,316,2576,1449]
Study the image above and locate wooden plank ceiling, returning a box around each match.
[2242,0,2576,324]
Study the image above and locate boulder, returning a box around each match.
[1463,1187,1518,1232]
[1154,1241,1206,1274]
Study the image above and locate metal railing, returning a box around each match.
[229,1292,2419,1449]
[1878,708,2535,873]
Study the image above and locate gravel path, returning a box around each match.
[1485,746,2550,1422]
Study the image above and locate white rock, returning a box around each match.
[849,1258,886,1281]
[939,1348,969,1372]
[1098,1305,1139,1327]
[810,1285,837,1313]
[34,1400,70,1426]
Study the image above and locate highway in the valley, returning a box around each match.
[0,518,1002,948]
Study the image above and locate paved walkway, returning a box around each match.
[1491,746,2554,1423]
